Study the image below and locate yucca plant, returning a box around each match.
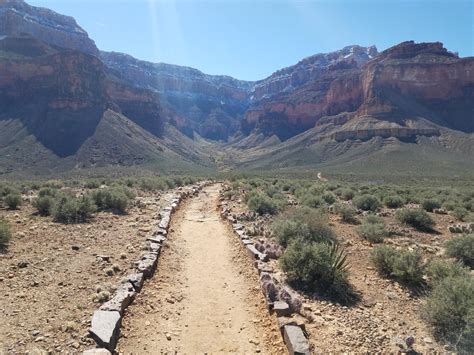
[280,240,350,292]
[328,242,350,280]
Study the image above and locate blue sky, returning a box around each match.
[29,0,473,81]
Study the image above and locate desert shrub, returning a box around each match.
[172,176,183,187]
[463,199,474,212]
[353,194,380,211]
[334,203,357,223]
[0,218,11,249]
[4,193,21,210]
[84,180,101,189]
[38,187,58,197]
[384,195,405,209]
[357,221,388,243]
[92,187,133,214]
[42,180,64,189]
[52,195,96,223]
[299,194,324,208]
[247,193,280,215]
[396,208,435,232]
[425,259,470,286]
[280,241,349,293]
[33,195,55,216]
[422,199,441,212]
[371,246,424,285]
[443,200,458,211]
[322,192,336,205]
[272,207,334,247]
[445,234,473,268]
[424,276,474,350]
[452,207,469,221]
[338,188,355,201]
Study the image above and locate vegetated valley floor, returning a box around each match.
[223,188,456,353]
[1,180,468,353]
[118,185,283,353]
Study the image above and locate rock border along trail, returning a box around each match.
[116,184,283,354]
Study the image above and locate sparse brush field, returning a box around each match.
[220,176,474,353]
[0,176,200,353]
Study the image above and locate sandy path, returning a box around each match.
[118,184,282,354]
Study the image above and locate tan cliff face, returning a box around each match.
[245,41,474,140]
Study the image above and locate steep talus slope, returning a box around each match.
[0,36,213,175]
[101,51,254,141]
[0,37,108,157]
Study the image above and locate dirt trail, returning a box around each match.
[118,184,282,354]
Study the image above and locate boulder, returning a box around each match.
[136,252,158,277]
[283,325,310,355]
[273,301,291,317]
[100,283,135,314]
[233,223,244,231]
[148,241,161,254]
[147,235,166,244]
[125,273,144,291]
[246,244,269,262]
[89,311,121,351]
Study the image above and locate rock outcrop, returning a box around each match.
[244,41,474,141]
[252,45,377,100]
[0,36,165,157]
[101,51,254,140]
[0,0,99,56]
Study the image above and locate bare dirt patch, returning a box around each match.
[0,190,174,353]
[118,185,283,354]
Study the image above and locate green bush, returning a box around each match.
[33,195,55,216]
[247,193,281,215]
[424,276,474,350]
[280,241,349,293]
[452,207,469,221]
[445,234,473,268]
[357,221,387,243]
[443,200,458,211]
[371,246,424,285]
[322,192,336,205]
[272,207,334,247]
[84,180,101,189]
[338,188,355,201]
[300,194,324,208]
[396,208,435,232]
[92,187,133,214]
[334,203,357,223]
[0,218,11,249]
[384,195,405,209]
[425,259,469,286]
[422,199,441,212]
[353,194,380,212]
[38,187,58,197]
[4,193,21,210]
[52,195,96,224]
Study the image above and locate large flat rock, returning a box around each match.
[99,283,135,314]
[89,310,121,351]
[125,272,144,291]
[283,325,310,355]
